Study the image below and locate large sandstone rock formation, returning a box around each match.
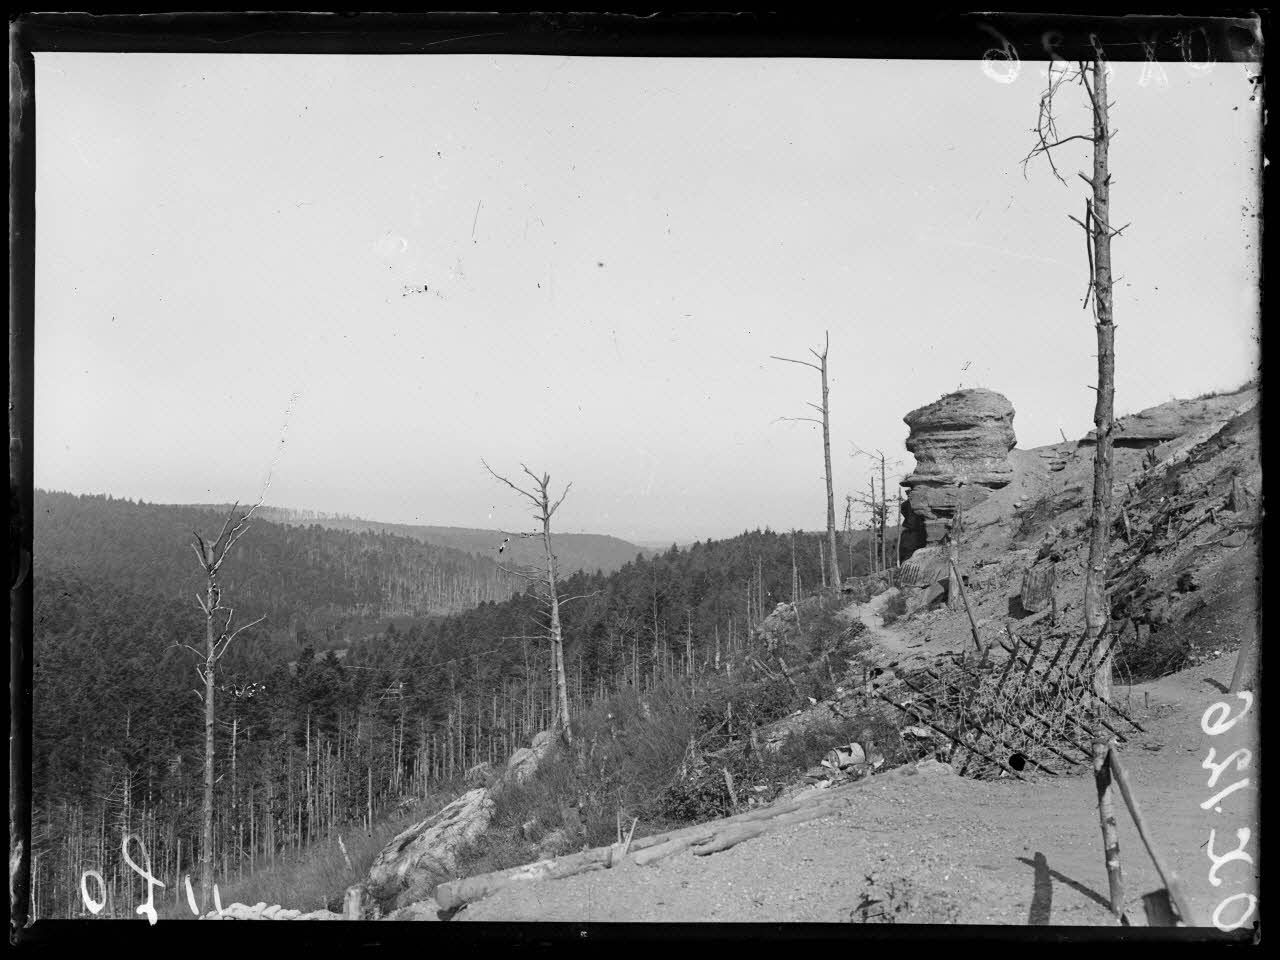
[900,389,1016,555]
[347,728,563,918]
[364,787,496,911]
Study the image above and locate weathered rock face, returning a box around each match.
[464,761,498,789]
[364,788,495,908]
[900,389,1016,555]
[505,729,560,785]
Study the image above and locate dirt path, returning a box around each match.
[841,589,927,668]
[458,654,1258,929]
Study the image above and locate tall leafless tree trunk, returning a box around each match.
[868,478,876,573]
[790,531,799,603]
[483,461,574,743]
[1084,56,1117,702]
[188,503,264,911]
[893,489,903,566]
[879,451,888,573]
[772,331,841,589]
[1024,50,1124,701]
[843,496,854,575]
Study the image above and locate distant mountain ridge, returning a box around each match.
[35,491,520,631]
[236,507,649,576]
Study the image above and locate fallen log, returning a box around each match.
[690,822,769,855]
[691,801,845,856]
[631,831,717,866]
[628,794,822,854]
[435,845,614,911]
[436,779,875,912]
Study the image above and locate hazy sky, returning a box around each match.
[35,54,1260,544]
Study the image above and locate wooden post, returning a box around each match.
[946,554,984,652]
[1106,747,1198,926]
[1091,738,1126,923]
[1229,620,1257,693]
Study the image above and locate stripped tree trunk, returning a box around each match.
[821,342,842,589]
[1092,739,1126,922]
[1084,55,1117,703]
[484,461,574,743]
[1022,53,1120,703]
[543,509,572,741]
[773,332,840,588]
[201,580,215,912]
[191,503,262,911]
[879,452,888,574]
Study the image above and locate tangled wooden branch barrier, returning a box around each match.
[873,624,1143,782]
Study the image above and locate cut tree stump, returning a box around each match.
[1020,564,1057,614]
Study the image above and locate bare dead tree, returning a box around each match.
[482,460,574,743]
[772,331,841,589]
[894,488,904,567]
[850,445,906,574]
[843,495,855,576]
[790,530,800,603]
[184,501,265,910]
[1022,48,1125,702]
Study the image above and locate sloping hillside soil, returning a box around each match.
[458,655,1257,926]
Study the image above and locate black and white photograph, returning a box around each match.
[10,12,1263,941]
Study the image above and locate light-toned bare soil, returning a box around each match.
[460,639,1257,926]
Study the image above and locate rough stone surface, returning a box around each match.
[354,728,562,919]
[1079,411,1182,447]
[506,730,560,785]
[901,389,1016,555]
[365,787,495,907]
[464,761,498,789]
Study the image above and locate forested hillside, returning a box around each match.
[30,508,881,918]
[247,506,647,576]
[36,491,520,635]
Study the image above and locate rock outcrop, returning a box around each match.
[1079,411,1183,448]
[347,729,563,919]
[900,389,1017,555]
[363,787,495,911]
[505,730,560,786]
